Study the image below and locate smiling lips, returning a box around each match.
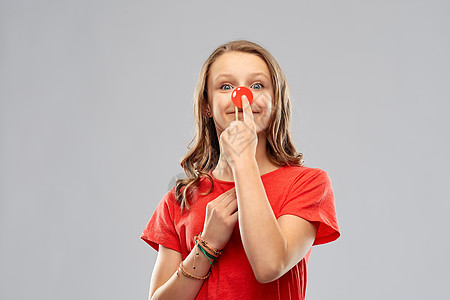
[227,110,259,114]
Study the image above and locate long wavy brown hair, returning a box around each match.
[174,40,304,210]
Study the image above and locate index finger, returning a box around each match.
[216,187,236,204]
[224,186,236,195]
[241,95,254,124]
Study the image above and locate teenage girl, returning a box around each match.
[141,40,340,300]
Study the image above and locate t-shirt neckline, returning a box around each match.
[207,164,288,184]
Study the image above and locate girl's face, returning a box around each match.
[206,51,275,136]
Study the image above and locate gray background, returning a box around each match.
[1,0,449,299]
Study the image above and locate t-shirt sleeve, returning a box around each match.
[279,169,340,246]
[140,189,181,253]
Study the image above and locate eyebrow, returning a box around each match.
[213,72,270,82]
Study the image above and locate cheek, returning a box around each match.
[211,93,231,112]
[255,92,274,117]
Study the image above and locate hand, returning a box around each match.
[201,187,238,250]
[219,95,257,169]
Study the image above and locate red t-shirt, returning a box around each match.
[141,165,340,300]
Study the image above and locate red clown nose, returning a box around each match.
[231,87,254,108]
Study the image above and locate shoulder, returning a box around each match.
[155,186,180,217]
[162,186,177,204]
[283,164,328,176]
[278,165,330,185]
[276,166,332,200]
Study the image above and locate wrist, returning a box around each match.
[200,232,222,251]
[231,158,258,175]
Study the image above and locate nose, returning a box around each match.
[231,87,253,109]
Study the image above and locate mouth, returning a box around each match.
[227,110,259,114]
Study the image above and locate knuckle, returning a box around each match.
[225,219,235,227]
[216,210,224,219]
[207,205,216,214]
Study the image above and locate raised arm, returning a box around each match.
[232,161,318,283]
[218,94,318,283]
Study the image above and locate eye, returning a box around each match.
[251,83,263,90]
[220,84,233,91]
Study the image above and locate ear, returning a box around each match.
[202,104,211,117]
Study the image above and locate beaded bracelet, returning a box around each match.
[195,235,223,257]
[177,261,211,280]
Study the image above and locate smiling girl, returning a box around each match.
[141,40,340,300]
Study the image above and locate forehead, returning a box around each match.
[209,51,271,81]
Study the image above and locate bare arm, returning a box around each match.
[217,95,318,283]
[232,161,318,283]
[148,245,210,300]
[149,188,238,299]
